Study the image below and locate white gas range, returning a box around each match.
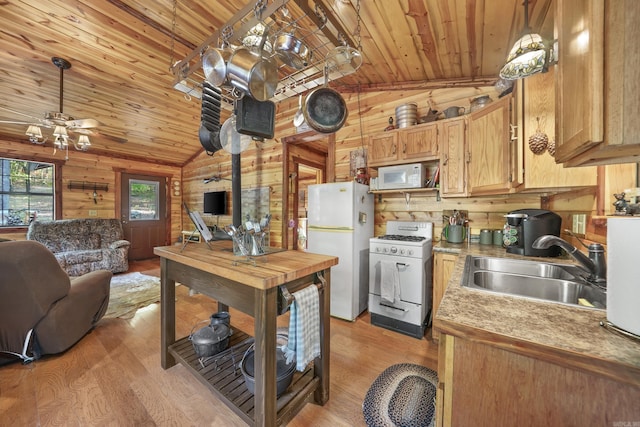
[368,221,433,339]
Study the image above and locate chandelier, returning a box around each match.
[25,124,91,153]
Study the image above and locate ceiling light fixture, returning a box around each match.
[75,134,91,151]
[499,0,548,80]
[24,123,91,153]
[25,125,44,144]
[52,125,69,148]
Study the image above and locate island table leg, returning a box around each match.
[160,257,176,369]
[253,286,279,426]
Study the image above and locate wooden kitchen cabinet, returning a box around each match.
[466,95,513,195]
[519,68,597,189]
[436,333,640,427]
[440,96,514,197]
[438,118,467,197]
[555,0,640,166]
[368,121,438,167]
[432,251,458,343]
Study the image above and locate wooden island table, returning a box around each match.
[154,242,338,427]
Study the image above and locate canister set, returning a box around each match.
[479,228,504,246]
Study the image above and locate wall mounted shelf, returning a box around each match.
[370,187,440,205]
[67,181,109,192]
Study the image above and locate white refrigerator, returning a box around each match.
[307,182,374,321]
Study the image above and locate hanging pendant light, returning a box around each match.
[499,0,548,80]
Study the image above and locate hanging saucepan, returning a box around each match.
[273,33,312,69]
[226,27,278,101]
[303,68,348,134]
[202,45,232,87]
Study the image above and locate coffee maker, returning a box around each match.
[503,209,562,257]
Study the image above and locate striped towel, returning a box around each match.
[283,285,321,372]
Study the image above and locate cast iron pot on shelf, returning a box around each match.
[240,332,295,397]
[189,320,231,358]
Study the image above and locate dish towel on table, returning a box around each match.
[380,260,400,303]
[282,285,321,372]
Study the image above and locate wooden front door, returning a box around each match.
[121,173,167,260]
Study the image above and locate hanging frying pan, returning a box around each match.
[303,82,347,134]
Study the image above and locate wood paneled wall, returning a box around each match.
[183,84,636,248]
[3,86,632,248]
[0,139,182,242]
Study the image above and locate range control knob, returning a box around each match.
[390,247,397,254]
[375,247,381,253]
[407,249,414,256]
[399,249,405,255]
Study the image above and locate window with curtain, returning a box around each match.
[0,157,55,227]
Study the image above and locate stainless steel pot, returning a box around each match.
[303,87,348,134]
[273,33,312,69]
[226,47,278,101]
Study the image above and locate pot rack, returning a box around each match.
[171,0,358,109]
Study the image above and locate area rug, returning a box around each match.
[104,272,162,319]
[362,363,438,427]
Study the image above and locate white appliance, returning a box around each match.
[607,217,640,336]
[369,221,433,339]
[307,182,374,321]
[377,163,426,190]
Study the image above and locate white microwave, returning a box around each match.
[377,163,426,190]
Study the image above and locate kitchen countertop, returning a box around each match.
[432,242,640,387]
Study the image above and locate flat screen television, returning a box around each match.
[203,191,227,215]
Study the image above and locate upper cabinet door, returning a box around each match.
[400,122,439,161]
[368,132,398,166]
[554,0,605,162]
[466,96,513,195]
[439,117,467,197]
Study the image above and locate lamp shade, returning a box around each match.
[76,134,91,151]
[25,125,42,138]
[499,32,547,80]
[53,125,68,137]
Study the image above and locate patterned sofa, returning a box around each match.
[27,218,130,276]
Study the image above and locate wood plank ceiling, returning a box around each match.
[0,0,553,167]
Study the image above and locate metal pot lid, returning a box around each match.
[202,48,231,87]
[220,116,251,154]
[303,87,348,134]
[191,323,230,345]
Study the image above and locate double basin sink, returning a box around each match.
[462,256,606,309]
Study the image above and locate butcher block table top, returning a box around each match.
[154,241,339,289]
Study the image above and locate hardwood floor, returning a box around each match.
[0,258,439,426]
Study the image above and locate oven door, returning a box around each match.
[369,252,424,304]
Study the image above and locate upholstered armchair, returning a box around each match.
[0,240,111,365]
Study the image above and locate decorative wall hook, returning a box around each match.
[67,181,108,204]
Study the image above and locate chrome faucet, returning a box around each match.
[532,235,607,287]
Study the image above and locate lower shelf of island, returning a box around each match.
[168,329,318,427]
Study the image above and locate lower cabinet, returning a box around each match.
[436,334,640,427]
[432,251,458,342]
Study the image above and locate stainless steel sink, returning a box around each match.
[472,257,583,281]
[462,256,606,309]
